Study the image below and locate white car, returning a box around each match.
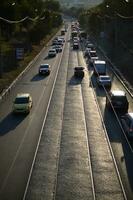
[97,75,111,89]
[13,93,32,114]
[39,64,51,75]
[48,49,56,57]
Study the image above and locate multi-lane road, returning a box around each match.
[0,24,132,200]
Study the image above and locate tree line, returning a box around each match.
[78,0,133,36]
[0,0,62,44]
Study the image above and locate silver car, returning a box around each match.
[97,75,111,89]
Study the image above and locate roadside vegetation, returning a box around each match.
[0,0,62,93]
[78,0,133,88]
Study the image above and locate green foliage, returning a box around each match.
[44,0,61,12]
[102,0,133,16]
[79,0,133,36]
[0,0,62,44]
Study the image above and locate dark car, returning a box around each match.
[74,66,85,78]
[106,90,129,114]
[52,45,62,53]
[73,42,79,50]
[97,75,111,89]
[57,39,64,46]
[52,39,58,46]
[121,113,133,139]
[39,64,51,75]
[88,50,98,67]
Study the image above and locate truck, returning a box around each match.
[93,60,106,75]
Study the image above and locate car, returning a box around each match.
[121,113,133,139]
[73,36,79,42]
[88,50,99,67]
[48,49,56,57]
[13,93,32,114]
[52,45,62,53]
[52,39,58,46]
[86,43,95,51]
[58,37,65,43]
[97,75,111,89]
[106,90,129,114]
[39,64,51,75]
[57,39,64,46]
[93,60,106,75]
[88,50,98,60]
[74,66,85,78]
[84,48,90,57]
[73,42,79,50]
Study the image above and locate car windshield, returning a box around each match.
[90,52,97,57]
[100,77,110,81]
[40,65,49,69]
[49,50,55,52]
[15,97,29,104]
[112,96,127,101]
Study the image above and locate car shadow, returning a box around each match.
[31,74,47,82]
[44,56,49,60]
[68,75,83,86]
[0,113,26,136]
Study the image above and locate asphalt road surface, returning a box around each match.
[0,25,128,200]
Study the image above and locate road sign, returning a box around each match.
[16,48,24,60]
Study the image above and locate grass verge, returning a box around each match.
[0,27,61,94]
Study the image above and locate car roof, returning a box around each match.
[40,63,50,67]
[40,63,49,66]
[74,66,84,70]
[111,90,126,96]
[49,49,56,51]
[16,93,30,98]
[94,60,106,64]
[127,113,133,120]
[99,75,110,78]
[87,43,94,46]
[89,50,96,53]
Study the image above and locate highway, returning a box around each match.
[0,24,130,200]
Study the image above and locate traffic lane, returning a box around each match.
[92,74,133,198]
[0,52,60,136]
[0,42,68,199]
[0,33,67,138]
[78,50,125,200]
[87,40,133,197]
[87,43,133,112]
[96,55,133,113]
[0,43,59,120]
[25,31,71,200]
[109,74,133,112]
[53,48,94,200]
